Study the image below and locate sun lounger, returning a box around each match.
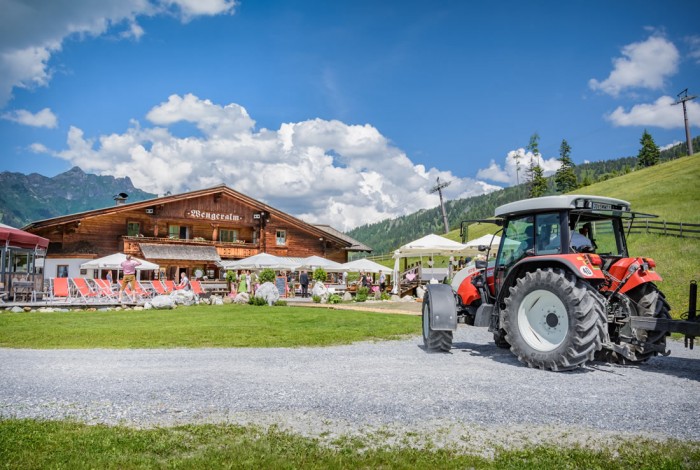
[163,280,175,293]
[51,277,73,302]
[151,280,169,296]
[189,279,205,297]
[71,277,101,302]
[93,279,117,300]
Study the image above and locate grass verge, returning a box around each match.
[1,419,698,469]
[0,304,420,349]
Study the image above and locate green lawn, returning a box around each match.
[0,304,420,349]
[1,420,697,470]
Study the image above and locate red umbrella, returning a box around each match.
[0,224,49,250]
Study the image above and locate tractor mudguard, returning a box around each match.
[425,284,458,331]
[496,254,606,305]
[606,257,663,295]
[516,254,605,280]
[474,303,494,327]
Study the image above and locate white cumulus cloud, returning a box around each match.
[35,94,501,231]
[2,107,58,128]
[686,35,700,64]
[589,34,679,97]
[476,148,561,186]
[0,0,236,108]
[605,95,700,129]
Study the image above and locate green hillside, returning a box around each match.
[573,153,700,315]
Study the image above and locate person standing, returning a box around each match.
[379,270,386,293]
[299,270,309,298]
[106,270,113,286]
[238,270,248,294]
[177,271,190,290]
[119,254,141,303]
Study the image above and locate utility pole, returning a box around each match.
[430,177,451,234]
[673,88,697,156]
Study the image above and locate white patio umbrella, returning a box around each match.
[341,258,389,274]
[219,252,300,271]
[297,255,348,272]
[80,253,159,271]
[390,233,470,293]
[463,234,501,254]
[80,253,159,280]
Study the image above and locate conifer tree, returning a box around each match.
[554,139,578,193]
[526,133,547,197]
[637,129,660,167]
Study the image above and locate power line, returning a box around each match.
[673,88,697,156]
[429,176,451,234]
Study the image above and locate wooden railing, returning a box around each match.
[627,220,700,239]
[122,236,261,258]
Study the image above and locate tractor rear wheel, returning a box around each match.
[503,268,605,371]
[596,283,670,364]
[422,288,453,352]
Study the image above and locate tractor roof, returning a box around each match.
[495,195,631,218]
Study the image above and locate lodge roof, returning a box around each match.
[21,184,371,252]
[313,224,372,252]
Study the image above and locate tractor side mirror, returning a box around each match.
[478,244,488,252]
[475,259,487,270]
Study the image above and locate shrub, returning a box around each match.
[273,300,287,306]
[312,268,327,282]
[312,295,322,303]
[258,268,276,284]
[225,270,237,283]
[355,286,369,302]
[248,296,267,306]
[380,292,391,301]
[328,294,342,304]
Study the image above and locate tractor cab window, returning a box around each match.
[498,212,562,272]
[568,211,627,257]
[498,215,533,272]
[579,218,626,256]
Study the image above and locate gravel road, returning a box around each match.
[1,326,699,451]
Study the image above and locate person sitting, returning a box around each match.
[571,226,593,252]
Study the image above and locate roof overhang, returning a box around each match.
[140,243,221,262]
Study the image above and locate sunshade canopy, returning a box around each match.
[219,252,301,271]
[392,233,470,258]
[80,253,159,271]
[0,223,49,250]
[297,255,348,272]
[341,258,389,274]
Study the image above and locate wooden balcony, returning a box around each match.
[122,236,260,259]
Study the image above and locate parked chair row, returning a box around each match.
[48,277,208,304]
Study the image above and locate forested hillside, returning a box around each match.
[348,138,699,255]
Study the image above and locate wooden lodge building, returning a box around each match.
[22,185,371,282]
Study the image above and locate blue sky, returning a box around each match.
[1,0,699,230]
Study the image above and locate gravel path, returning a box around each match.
[1,326,699,451]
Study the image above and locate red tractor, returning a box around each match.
[422,195,699,371]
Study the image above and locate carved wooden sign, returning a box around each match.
[185,209,241,221]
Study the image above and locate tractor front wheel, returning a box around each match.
[503,268,605,371]
[422,288,453,352]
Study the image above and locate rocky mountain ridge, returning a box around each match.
[0,167,156,228]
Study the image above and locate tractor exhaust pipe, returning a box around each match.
[686,280,697,349]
